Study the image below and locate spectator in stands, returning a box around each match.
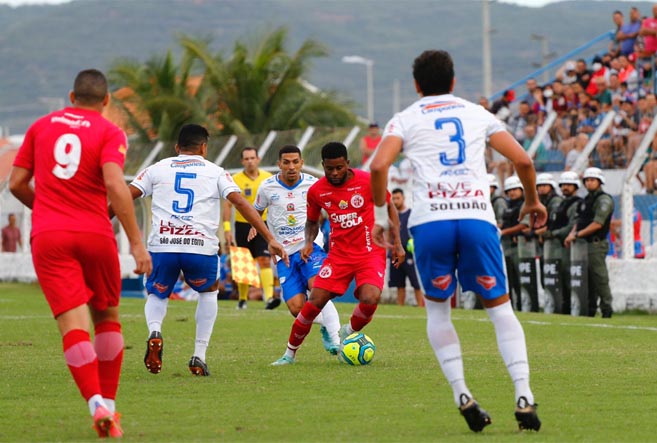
[620,7,643,56]
[1,213,22,253]
[618,54,640,93]
[575,58,592,90]
[523,123,554,172]
[479,96,491,111]
[608,73,622,98]
[563,132,589,170]
[638,5,657,58]
[586,56,610,97]
[525,77,539,107]
[593,76,613,110]
[557,61,578,85]
[608,10,625,57]
[508,100,535,144]
[642,136,657,194]
[359,122,381,167]
[530,86,548,125]
[490,89,514,124]
[613,99,640,163]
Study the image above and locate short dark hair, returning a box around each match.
[278,144,301,159]
[73,69,108,105]
[413,50,454,96]
[392,188,404,195]
[241,147,258,159]
[177,124,209,151]
[321,142,348,161]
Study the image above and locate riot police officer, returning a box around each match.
[565,167,614,318]
[538,171,581,314]
[500,176,529,310]
[534,173,562,313]
[487,173,507,228]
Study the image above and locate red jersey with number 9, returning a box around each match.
[307,168,388,260]
[13,107,128,239]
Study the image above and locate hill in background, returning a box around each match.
[0,0,646,134]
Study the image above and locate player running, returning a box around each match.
[370,50,545,432]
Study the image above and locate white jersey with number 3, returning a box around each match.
[131,154,240,255]
[383,94,506,229]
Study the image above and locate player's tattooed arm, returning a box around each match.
[301,219,320,262]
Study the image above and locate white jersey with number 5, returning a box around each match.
[383,94,506,229]
[254,173,318,256]
[131,154,240,255]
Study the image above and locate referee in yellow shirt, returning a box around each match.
[223,147,280,310]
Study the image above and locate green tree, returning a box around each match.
[180,27,356,137]
[108,49,212,142]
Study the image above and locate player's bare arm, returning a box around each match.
[246,209,265,242]
[8,166,35,209]
[222,198,234,246]
[489,131,547,228]
[107,184,143,219]
[370,135,403,206]
[227,191,289,265]
[387,202,406,268]
[301,219,320,262]
[103,162,152,276]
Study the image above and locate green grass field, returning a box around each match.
[1,282,656,442]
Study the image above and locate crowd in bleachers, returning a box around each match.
[483,5,657,194]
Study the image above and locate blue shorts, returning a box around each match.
[410,220,507,300]
[277,243,326,302]
[146,252,219,299]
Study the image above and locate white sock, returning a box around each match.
[485,301,534,405]
[319,300,341,345]
[284,344,298,359]
[145,294,169,334]
[312,312,324,325]
[425,298,472,407]
[103,399,115,414]
[194,290,218,361]
[87,394,108,416]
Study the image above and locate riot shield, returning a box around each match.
[542,239,562,314]
[569,240,589,316]
[517,236,539,312]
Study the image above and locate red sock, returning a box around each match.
[288,302,322,348]
[62,329,100,401]
[350,302,378,331]
[94,321,124,401]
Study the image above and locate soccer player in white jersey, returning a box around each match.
[120,124,288,376]
[370,50,547,433]
[252,145,341,357]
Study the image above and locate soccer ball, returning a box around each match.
[340,332,376,365]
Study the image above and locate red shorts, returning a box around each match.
[313,250,386,295]
[32,231,121,318]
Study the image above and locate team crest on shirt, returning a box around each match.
[339,200,349,209]
[245,187,252,197]
[350,193,364,208]
[476,275,497,290]
[287,203,295,211]
[324,201,332,208]
[319,264,333,279]
[431,275,452,290]
[287,192,295,199]
[287,215,296,226]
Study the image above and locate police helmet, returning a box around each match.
[536,173,558,190]
[486,173,499,189]
[582,167,605,185]
[504,175,523,192]
[558,171,580,188]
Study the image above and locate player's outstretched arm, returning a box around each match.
[9,166,35,209]
[227,191,289,265]
[489,131,547,229]
[108,184,143,219]
[103,163,152,276]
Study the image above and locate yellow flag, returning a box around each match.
[229,246,261,288]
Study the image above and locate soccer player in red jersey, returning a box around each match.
[9,69,151,438]
[271,142,405,365]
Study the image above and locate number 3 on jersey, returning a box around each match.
[173,172,196,213]
[434,117,465,166]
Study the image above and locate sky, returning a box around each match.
[0,0,581,7]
